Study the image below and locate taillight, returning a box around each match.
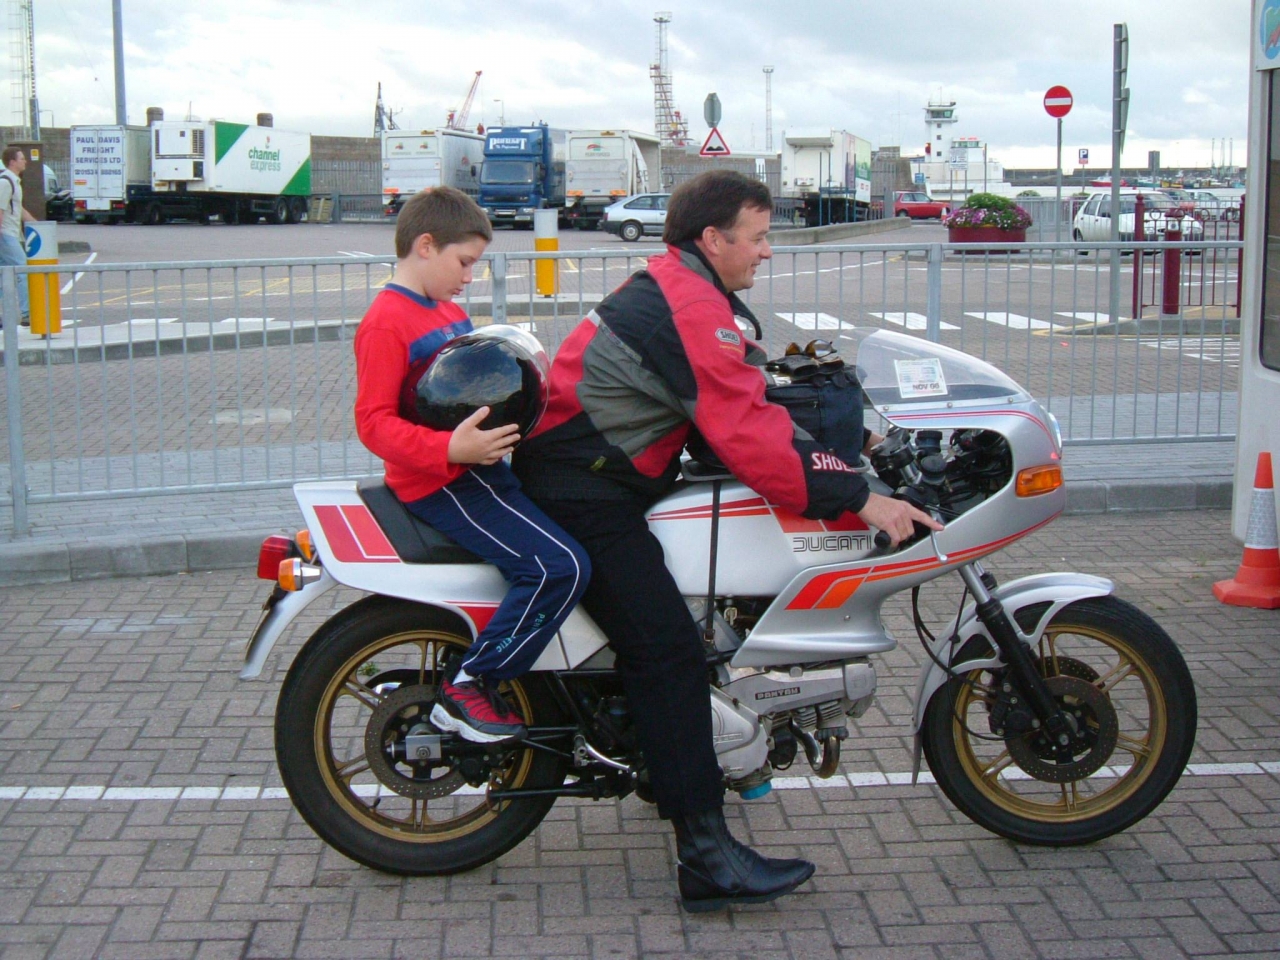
[257,535,297,580]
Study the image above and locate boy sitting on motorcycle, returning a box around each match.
[353,186,590,745]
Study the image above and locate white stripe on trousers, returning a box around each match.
[442,470,585,674]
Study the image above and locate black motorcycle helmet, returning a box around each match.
[401,325,551,437]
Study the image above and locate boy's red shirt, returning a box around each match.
[353,284,475,502]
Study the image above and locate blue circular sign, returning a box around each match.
[1261,0,1280,62]
[23,224,40,258]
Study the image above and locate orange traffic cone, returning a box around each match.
[1214,451,1280,609]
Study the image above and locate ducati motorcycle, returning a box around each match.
[242,328,1197,875]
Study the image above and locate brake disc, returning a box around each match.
[364,684,464,800]
[1005,675,1118,784]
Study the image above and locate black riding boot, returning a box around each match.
[672,806,815,912]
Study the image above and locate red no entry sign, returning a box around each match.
[1044,85,1073,119]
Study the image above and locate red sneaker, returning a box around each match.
[430,678,527,744]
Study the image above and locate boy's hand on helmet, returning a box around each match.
[447,407,521,465]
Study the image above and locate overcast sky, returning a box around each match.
[15,0,1252,170]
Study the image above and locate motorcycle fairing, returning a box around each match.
[725,402,1064,667]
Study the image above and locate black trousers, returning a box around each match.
[534,495,724,820]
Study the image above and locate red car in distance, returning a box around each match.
[893,191,951,219]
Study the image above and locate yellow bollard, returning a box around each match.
[24,221,60,335]
[533,208,558,297]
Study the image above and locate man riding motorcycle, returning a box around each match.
[514,169,941,911]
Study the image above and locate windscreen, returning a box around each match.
[480,161,534,185]
[852,329,1030,408]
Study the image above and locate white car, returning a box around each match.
[1072,190,1204,245]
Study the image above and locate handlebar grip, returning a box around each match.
[874,530,892,549]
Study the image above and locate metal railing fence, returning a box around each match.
[1,239,1242,534]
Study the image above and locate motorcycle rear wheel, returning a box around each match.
[275,596,570,875]
[921,596,1196,846]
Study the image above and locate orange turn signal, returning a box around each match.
[296,529,315,561]
[277,557,321,591]
[1016,464,1064,497]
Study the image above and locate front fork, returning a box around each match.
[956,563,1075,761]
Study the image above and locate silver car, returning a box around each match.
[600,193,670,242]
[1072,190,1204,245]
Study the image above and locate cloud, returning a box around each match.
[12,0,1252,168]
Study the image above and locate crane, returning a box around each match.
[446,71,482,131]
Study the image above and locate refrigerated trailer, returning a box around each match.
[779,128,873,226]
[149,119,312,224]
[563,129,661,230]
[70,125,152,224]
[381,128,484,217]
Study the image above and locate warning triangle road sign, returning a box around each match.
[700,127,731,157]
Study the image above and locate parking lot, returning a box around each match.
[1,509,1277,959]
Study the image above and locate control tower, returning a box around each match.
[924,99,958,164]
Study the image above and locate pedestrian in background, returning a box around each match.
[0,146,35,326]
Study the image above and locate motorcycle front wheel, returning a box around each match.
[275,595,570,875]
[921,596,1196,846]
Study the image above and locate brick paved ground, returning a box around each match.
[1,508,1277,959]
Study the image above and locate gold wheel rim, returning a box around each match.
[314,629,536,843]
[951,623,1168,823]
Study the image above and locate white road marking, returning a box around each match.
[59,252,98,295]
[338,250,377,257]
[776,311,848,330]
[966,311,1055,330]
[1139,336,1241,368]
[0,762,1272,803]
[1055,311,1112,323]
[868,312,960,331]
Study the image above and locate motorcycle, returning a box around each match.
[241,328,1196,875]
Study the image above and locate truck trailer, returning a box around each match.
[381,128,484,217]
[779,128,873,226]
[70,124,152,224]
[149,119,312,224]
[562,129,661,231]
[477,124,567,227]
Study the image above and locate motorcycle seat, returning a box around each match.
[356,478,484,564]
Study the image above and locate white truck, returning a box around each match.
[69,124,152,224]
[563,129,661,230]
[381,128,484,218]
[149,119,312,224]
[778,128,873,226]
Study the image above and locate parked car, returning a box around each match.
[43,167,74,222]
[893,191,950,219]
[1072,190,1204,246]
[1160,188,1198,215]
[600,193,670,241]
[1186,190,1238,221]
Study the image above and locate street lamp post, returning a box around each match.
[493,99,505,126]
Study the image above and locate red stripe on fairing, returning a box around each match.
[341,504,398,560]
[890,408,1056,447]
[457,603,499,632]
[785,513,1059,610]
[650,496,771,522]
[314,504,399,564]
[772,505,870,533]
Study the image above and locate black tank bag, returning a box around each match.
[764,353,866,466]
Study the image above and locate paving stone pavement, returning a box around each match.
[0,508,1277,959]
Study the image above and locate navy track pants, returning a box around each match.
[403,462,590,681]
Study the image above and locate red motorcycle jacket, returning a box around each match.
[515,243,871,519]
